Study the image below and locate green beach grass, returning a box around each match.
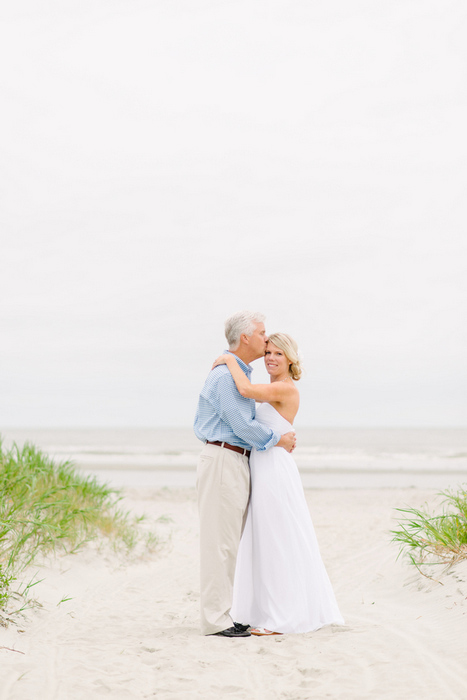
[392,485,467,575]
[0,438,156,619]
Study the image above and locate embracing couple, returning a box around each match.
[194,311,343,637]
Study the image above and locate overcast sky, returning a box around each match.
[1,0,466,428]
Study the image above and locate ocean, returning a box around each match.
[2,427,467,490]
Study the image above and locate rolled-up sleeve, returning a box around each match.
[214,374,280,451]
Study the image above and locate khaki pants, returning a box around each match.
[197,443,250,635]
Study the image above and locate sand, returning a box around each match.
[1,487,467,700]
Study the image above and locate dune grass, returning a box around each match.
[0,439,156,615]
[392,485,467,575]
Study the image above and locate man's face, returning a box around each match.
[248,322,268,360]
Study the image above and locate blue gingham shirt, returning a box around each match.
[194,352,281,452]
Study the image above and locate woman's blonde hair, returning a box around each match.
[267,332,303,381]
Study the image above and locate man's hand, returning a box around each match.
[277,431,296,453]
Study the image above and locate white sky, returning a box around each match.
[1,0,466,427]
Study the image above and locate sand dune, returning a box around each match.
[1,487,466,699]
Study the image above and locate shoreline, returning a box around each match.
[79,466,467,491]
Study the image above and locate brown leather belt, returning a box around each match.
[206,441,251,458]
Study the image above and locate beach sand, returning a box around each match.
[1,487,467,699]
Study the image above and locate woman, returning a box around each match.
[213,333,344,635]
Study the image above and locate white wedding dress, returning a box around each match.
[230,403,344,633]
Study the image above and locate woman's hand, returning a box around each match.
[212,354,232,370]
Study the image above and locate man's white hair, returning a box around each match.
[224,310,266,350]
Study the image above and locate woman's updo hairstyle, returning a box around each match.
[267,332,303,381]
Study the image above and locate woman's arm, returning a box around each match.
[212,354,292,402]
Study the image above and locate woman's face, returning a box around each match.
[264,341,290,379]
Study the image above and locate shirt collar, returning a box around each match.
[225,350,253,374]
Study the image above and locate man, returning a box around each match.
[194,311,296,637]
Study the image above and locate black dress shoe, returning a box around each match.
[212,625,251,637]
[233,621,251,633]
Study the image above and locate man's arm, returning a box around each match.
[215,374,295,452]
